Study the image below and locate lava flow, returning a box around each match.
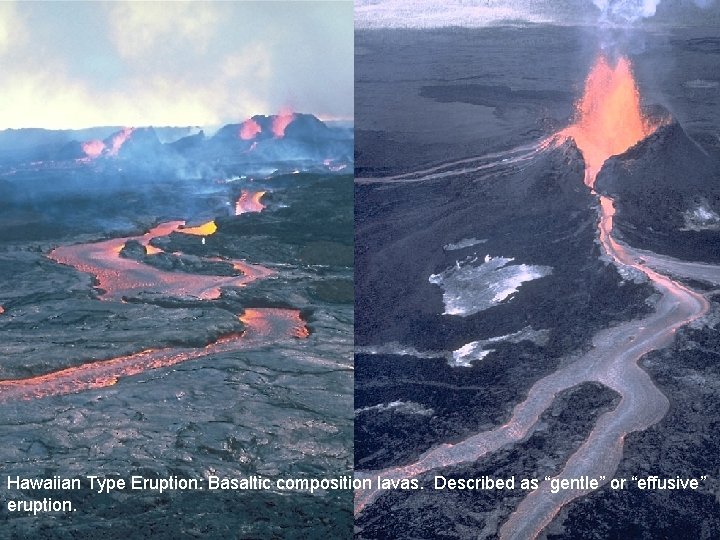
[235,190,266,215]
[49,221,272,301]
[355,53,716,540]
[7,214,308,402]
[0,308,308,403]
[179,220,218,236]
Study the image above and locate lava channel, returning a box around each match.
[49,221,273,301]
[0,308,308,403]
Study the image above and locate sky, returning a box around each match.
[0,1,353,129]
[355,0,720,29]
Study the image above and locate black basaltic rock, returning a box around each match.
[596,118,720,262]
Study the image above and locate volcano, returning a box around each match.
[0,113,352,176]
[355,25,720,540]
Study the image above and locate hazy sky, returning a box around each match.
[0,1,353,129]
[355,0,720,28]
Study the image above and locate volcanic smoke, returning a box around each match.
[558,54,658,187]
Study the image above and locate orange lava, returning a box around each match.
[558,55,658,187]
[82,140,105,159]
[241,308,308,339]
[235,190,266,215]
[12,212,310,403]
[272,107,295,138]
[0,308,306,402]
[179,220,217,236]
[48,221,273,301]
[239,118,262,140]
[0,305,4,315]
[108,127,134,156]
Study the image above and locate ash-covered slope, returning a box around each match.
[596,120,720,262]
[357,140,626,350]
[355,140,654,470]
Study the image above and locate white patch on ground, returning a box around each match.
[357,329,548,368]
[443,238,487,251]
[451,326,549,367]
[355,401,434,417]
[683,79,719,89]
[615,263,648,284]
[355,342,445,359]
[429,255,552,316]
[682,202,720,231]
[451,342,493,367]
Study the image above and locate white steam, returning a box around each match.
[592,0,661,23]
[593,0,718,24]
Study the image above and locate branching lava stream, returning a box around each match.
[355,54,718,539]
[49,221,272,301]
[4,214,308,402]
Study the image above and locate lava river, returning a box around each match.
[3,215,308,402]
[354,54,719,539]
[0,308,306,403]
[48,221,272,301]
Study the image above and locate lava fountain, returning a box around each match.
[82,140,106,160]
[558,54,658,187]
[239,118,262,140]
[108,127,134,157]
[272,107,295,138]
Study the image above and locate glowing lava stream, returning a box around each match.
[48,221,272,301]
[355,54,718,539]
[3,214,308,401]
[235,190,266,215]
[0,308,307,403]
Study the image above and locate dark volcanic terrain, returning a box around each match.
[355,25,720,539]
[0,117,353,538]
